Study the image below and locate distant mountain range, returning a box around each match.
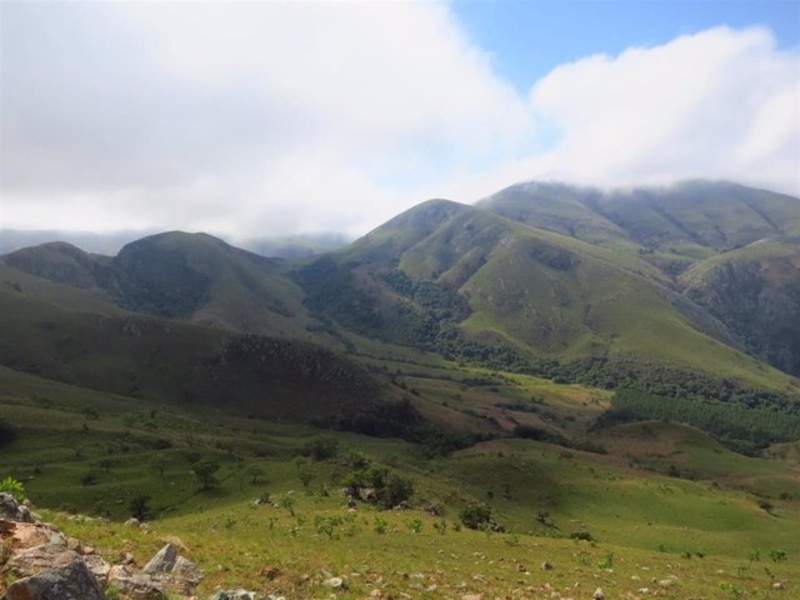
[1,180,798,425]
[0,229,350,258]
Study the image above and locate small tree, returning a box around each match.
[151,455,168,478]
[277,493,296,517]
[304,438,339,461]
[381,473,414,508]
[247,464,265,484]
[192,458,220,491]
[128,494,152,521]
[295,460,316,490]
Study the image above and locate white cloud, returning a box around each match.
[433,26,799,205]
[1,4,798,243]
[519,26,799,194]
[0,1,531,238]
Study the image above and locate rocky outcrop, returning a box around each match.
[4,558,106,600]
[0,494,202,600]
[0,493,33,523]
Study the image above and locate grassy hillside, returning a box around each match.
[2,232,334,343]
[0,285,381,423]
[479,180,800,265]
[679,240,800,375]
[293,199,798,398]
[2,365,798,599]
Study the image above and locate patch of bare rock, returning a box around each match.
[0,492,205,600]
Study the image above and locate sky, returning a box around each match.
[1,0,799,242]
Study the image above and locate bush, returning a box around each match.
[191,458,220,491]
[344,466,414,509]
[569,530,594,542]
[459,503,493,530]
[0,476,25,502]
[128,494,152,521]
[383,473,414,508]
[303,438,339,461]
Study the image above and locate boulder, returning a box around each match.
[0,493,33,523]
[4,557,106,600]
[143,543,179,574]
[6,544,81,578]
[107,564,166,600]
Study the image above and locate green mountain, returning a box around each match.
[1,231,330,342]
[2,180,799,403]
[293,191,798,395]
[476,180,800,377]
[0,282,382,423]
[3,182,800,600]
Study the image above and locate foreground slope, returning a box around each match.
[1,363,798,599]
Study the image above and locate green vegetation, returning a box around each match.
[0,476,25,502]
[596,388,800,453]
[1,181,800,598]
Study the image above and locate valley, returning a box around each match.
[1,180,799,599]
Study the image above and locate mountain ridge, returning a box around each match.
[2,180,799,390]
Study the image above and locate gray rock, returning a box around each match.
[4,557,106,600]
[143,543,179,574]
[107,564,166,600]
[211,590,261,600]
[0,492,34,523]
[83,553,112,584]
[7,544,81,578]
[172,554,203,587]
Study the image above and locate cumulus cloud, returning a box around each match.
[1,3,797,242]
[523,26,799,193]
[1,1,531,238]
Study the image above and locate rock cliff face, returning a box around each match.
[0,493,203,600]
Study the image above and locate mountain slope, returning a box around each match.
[0,283,381,422]
[3,181,799,392]
[479,180,800,272]
[1,232,330,342]
[478,180,800,375]
[292,198,797,395]
[680,240,800,376]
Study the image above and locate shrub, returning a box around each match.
[373,516,388,534]
[407,518,423,534]
[191,458,220,491]
[303,438,339,461]
[314,515,343,539]
[569,530,594,542]
[459,503,493,530]
[382,473,414,508]
[0,476,25,502]
[128,494,152,521]
[81,471,99,487]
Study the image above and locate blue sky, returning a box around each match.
[454,0,799,90]
[1,0,798,240]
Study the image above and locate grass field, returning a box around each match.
[2,363,799,599]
